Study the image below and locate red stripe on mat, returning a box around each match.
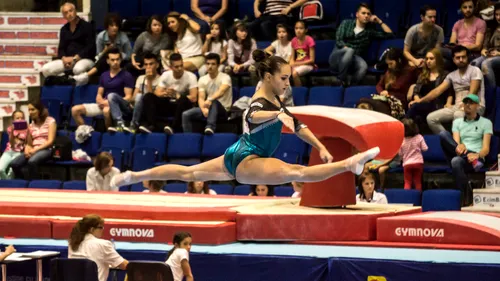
[295,241,500,251]
[0,217,51,239]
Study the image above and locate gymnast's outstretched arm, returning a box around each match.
[295,127,334,163]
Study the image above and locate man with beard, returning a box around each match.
[409,45,485,134]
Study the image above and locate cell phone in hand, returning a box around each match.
[13,120,27,130]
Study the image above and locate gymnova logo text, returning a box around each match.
[110,228,155,238]
[395,227,444,237]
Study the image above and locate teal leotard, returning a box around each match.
[223,97,306,177]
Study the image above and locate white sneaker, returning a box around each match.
[72,72,89,86]
[164,126,173,135]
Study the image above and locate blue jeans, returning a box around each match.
[182,100,228,132]
[328,47,367,85]
[472,56,500,90]
[0,150,22,179]
[130,93,144,127]
[10,148,52,179]
[108,92,142,125]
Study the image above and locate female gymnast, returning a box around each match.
[110,50,380,188]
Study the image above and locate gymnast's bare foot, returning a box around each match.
[344,147,380,175]
[110,171,132,188]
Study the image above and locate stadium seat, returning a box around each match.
[71,85,99,127]
[101,132,135,170]
[443,4,461,36]
[165,183,187,193]
[201,133,238,161]
[308,0,337,31]
[308,86,343,106]
[384,189,422,206]
[367,39,405,75]
[172,0,193,16]
[239,87,256,99]
[0,180,28,188]
[41,85,73,125]
[292,87,308,106]
[142,0,172,17]
[109,0,139,18]
[166,133,202,165]
[62,181,86,191]
[338,0,373,22]
[421,135,449,173]
[120,185,131,192]
[273,134,307,164]
[238,0,257,20]
[132,133,167,171]
[28,180,62,190]
[487,136,499,165]
[373,0,407,35]
[232,87,239,104]
[256,41,271,50]
[209,184,233,195]
[422,189,461,212]
[234,185,251,195]
[130,183,144,192]
[274,186,294,197]
[313,40,335,72]
[0,131,8,152]
[342,86,376,108]
[55,131,101,165]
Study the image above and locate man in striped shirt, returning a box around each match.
[249,0,307,40]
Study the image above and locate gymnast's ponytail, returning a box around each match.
[69,214,104,251]
[166,232,192,260]
[252,49,288,80]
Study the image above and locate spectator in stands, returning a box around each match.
[141,54,198,134]
[399,118,428,191]
[365,158,400,190]
[407,48,451,128]
[291,181,303,198]
[410,45,486,134]
[199,22,228,76]
[439,94,492,202]
[357,48,417,119]
[68,214,128,281]
[249,184,274,196]
[132,53,161,134]
[290,20,316,87]
[265,24,293,62]
[41,2,95,82]
[403,5,444,68]
[72,48,134,130]
[0,111,27,179]
[182,53,232,135]
[86,152,120,192]
[85,13,132,81]
[186,181,217,195]
[249,0,307,41]
[442,0,486,67]
[0,245,16,262]
[225,20,257,75]
[329,3,393,86]
[166,12,205,72]
[10,101,56,180]
[165,232,194,281]
[472,3,500,91]
[190,0,228,35]
[128,15,172,77]
[356,172,388,204]
[142,180,166,193]
[254,49,293,106]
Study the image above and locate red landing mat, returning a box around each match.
[235,203,420,241]
[296,241,500,251]
[0,216,52,239]
[377,211,500,246]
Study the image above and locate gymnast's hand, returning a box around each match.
[277,112,295,132]
[319,148,333,163]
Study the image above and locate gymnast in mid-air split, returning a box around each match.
[110,50,380,189]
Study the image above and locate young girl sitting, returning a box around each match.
[399,118,428,191]
[290,20,316,87]
[142,180,166,193]
[165,232,194,281]
[0,110,27,179]
[264,24,292,62]
[356,172,388,204]
[198,22,227,76]
[186,181,217,195]
[225,20,257,74]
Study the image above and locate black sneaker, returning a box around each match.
[138,126,152,134]
[164,126,174,135]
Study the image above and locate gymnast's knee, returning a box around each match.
[285,164,306,181]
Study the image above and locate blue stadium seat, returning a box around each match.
[292,87,308,106]
[55,131,101,165]
[308,86,343,106]
[172,0,193,16]
[130,183,144,192]
[238,0,256,20]
[366,41,381,65]
[384,189,422,206]
[232,87,239,104]
[374,0,406,35]
[119,185,131,192]
[274,186,294,197]
[367,39,405,74]
[0,180,28,188]
[132,133,167,171]
[142,0,172,17]
[342,86,376,108]
[28,180,62,189]
[338,0,373,22]
[422,135,449,173]
[101,132,135,170]
[256,41,271,50]
[209,184,233,195]
[443,4,461,36]
[422,189,461,212]
[202,133,238,161]
[308,0,337,31]
[41,85,73,125]
[273,134,307,164]
[0,131,8,152]
[234,185,251,195]
[487,136,499,165]
[62,181,86,191]
[239,87,256,99]
[313,40,335,70]
[109,0,139,18]
[165,183,187,193]
[71,85,99,127]
[166,133,202,165]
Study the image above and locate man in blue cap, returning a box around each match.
[439,94,492,205]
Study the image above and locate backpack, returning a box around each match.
[52,135,73,161]
[299,1,323,21]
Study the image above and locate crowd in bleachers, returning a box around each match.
[1,0,500,207]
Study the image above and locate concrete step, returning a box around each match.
[0,69,41,87]
[0,30,59,40]
[473,188,500,208]
[0,55,52,71]
[0,84,29,102]
[0,13,89,30]
[0,40,58,56]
